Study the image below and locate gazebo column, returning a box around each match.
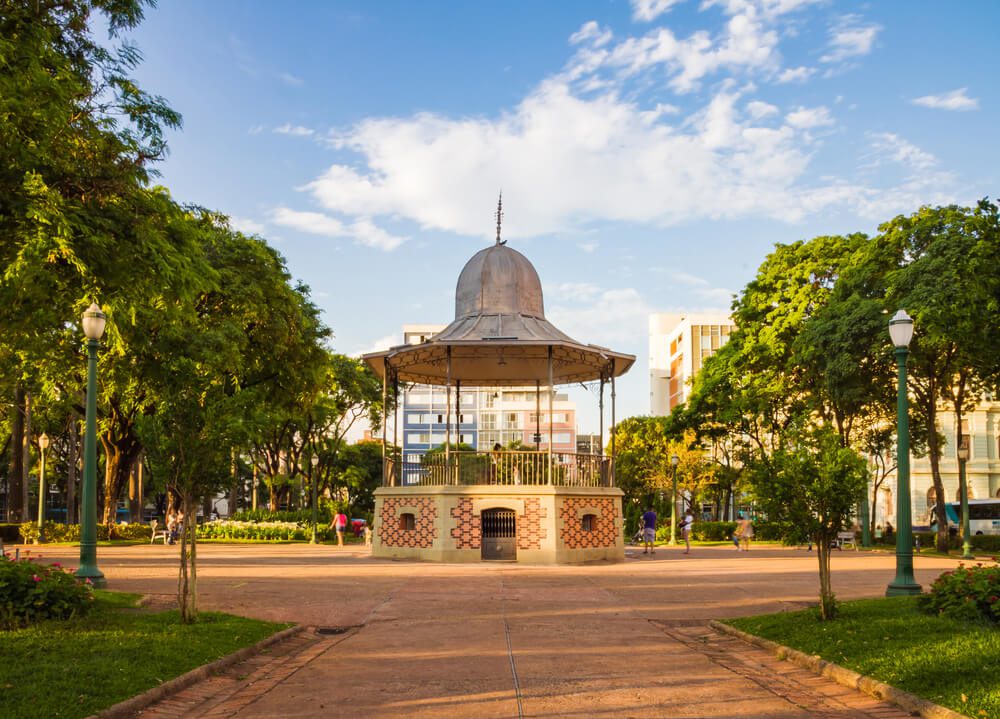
[455,378,461,486]
[392,370,400,486]
[610,370,617,487]
[535,380,541,451]
[446,346,452,481]
[547,345,554,484]
[381,358,388,485]
[599,371,605,481]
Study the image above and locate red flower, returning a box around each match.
[32,575,41,582]
[51,562,61,568]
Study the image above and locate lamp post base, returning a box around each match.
[885,580,921,597]
[75,566,107,589]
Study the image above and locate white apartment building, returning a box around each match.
[649,312,735,416]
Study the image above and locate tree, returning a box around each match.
[871,201,1000,551]
[748,428,868,619]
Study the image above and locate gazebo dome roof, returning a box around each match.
[454,243,544,319]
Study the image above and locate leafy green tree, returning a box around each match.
[748,428,868,619]
[870,201,1000,551]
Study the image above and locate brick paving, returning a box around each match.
[27,542,959,718]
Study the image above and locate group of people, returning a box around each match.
[639,504,697,555]
[638,505,755,554]
[165,508,184,545]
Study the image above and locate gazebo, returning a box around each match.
[363,205,634,563]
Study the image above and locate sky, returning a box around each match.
[121,0,999,433]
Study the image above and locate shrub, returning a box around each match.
[0,552,94,628]
[197,520,334,542]
[18,523,152,544]
[692,521,737,542]
[972,535,1000,553]
[919,563,1000,624]
[231,508,333,524]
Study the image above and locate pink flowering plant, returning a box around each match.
[919,563,1000,625]
[0,553,94,629]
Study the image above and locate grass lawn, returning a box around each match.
[727,596,1000,718]
[0,590,287,719]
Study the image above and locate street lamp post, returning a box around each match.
[669,453,680,546]
[958,438,973,560]
[76,303,107,588]
[886,310,920,597]
[310,453,319,544]
[36,433,50,543]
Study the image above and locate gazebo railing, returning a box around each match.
[382,450,611,488]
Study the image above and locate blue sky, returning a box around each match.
[124,0,999,432]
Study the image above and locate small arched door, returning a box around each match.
[481,508,517,560]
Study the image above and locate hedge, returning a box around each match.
[18,522,152,544]
[197,519,336,542]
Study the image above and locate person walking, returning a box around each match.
[641,504,657,555]
[331,509,348,547]
[736,512,754,552]
[680,508,695,554]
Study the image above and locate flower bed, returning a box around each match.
[0,551,94,628]
[919,562,1000,624]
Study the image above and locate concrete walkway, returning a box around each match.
[29,542,957,718]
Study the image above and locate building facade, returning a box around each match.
[649,312,735,416]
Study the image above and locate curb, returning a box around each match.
[708,620,967,719]
[88,623,306,719]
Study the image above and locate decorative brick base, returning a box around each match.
[517,497,547,550]
[450,498,482,549]
[379,496,438,548]
[559,497,618,549]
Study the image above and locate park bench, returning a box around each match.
[150,519,169,545]
[836,531,858,550]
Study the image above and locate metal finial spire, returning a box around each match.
[495,192,506,245]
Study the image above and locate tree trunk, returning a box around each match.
[21,391,32,521]
[66,415,78,524]
[101,440,141,525]
[177,492,198,623]
[8,385,25,521]
[925,401,949,553]
[816,531,836,620]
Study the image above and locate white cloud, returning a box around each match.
[351,333,400,357]
[578,240,599,253]
[868,133,936,171]
[548,286,653,345]
[277,72,304,87]
[746,99,778,119]
[911,88,979,112]
[784,105,833,129]
[821,15,880,63]
[570,21,613,48]
[274,123,315,137]
[631,0,684,22]
[776,65,814,83]
[570,5,783,94]
[277,7,953,245]
[230,216,266,235]
[664,271,734,304]
[270,207,406,251]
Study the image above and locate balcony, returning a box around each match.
[382,450,612,488]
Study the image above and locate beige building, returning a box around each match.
[901,401,1000,528]
[649,312,735,415]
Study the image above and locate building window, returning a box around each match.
[505,413,520,429]
[482,413,497,430]
[581,514,596,532]
[399,513,415,531]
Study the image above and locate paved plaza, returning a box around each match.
[32,542,958,718]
